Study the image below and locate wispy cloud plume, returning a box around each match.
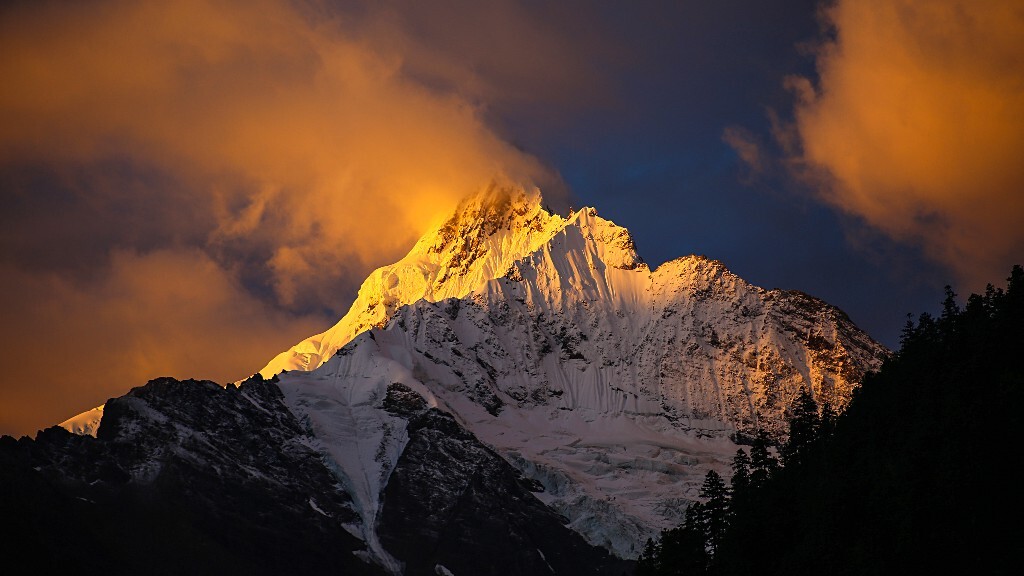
[722,126,765,179]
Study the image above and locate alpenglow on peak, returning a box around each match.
[249,181,886,559]
[258,182,644,377]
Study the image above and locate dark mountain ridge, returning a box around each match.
[1,375,622,575]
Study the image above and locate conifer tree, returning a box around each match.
[940,285,960,333]
[658,504,710,575]
[899,312,917,348]
[635,538,661,576]
[780,387,819,468]
[818,399,836,444]
[700,470,729,554]
[729,449,751,501]
[748,431,778,489]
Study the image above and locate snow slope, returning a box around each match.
[59,405,103,436]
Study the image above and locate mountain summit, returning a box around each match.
[49,183,887,572]
[259,184,574,377]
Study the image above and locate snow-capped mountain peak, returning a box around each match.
[56,183,887,568]
[253,183,886,560]
[258,183,642,377]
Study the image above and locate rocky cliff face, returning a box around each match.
[378,393,626,575]
[3,376,376,575]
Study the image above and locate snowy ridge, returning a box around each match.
[280,332,439,572]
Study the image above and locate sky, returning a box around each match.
[2,0,1022,436]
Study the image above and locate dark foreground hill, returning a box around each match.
[0,376,623,575]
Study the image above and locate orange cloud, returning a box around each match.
[0,0,552,308]
[0,0,573,435]
[785,0,1024,289]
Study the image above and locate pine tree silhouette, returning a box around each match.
[748,431,778,489]
[700,470,729,555]
[780,387,819,468]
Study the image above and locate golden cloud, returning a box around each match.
[0,0,552,306]
[786,0,1024,289]
[0,0,568,434]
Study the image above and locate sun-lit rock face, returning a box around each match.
[261,182,887,559]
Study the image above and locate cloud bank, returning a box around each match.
[784,0,1024,289]
[0,0,565,434]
